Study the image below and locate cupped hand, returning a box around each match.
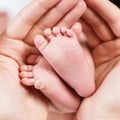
[76,0,120,120]
[0,11,8,34]
[0,0,86,119]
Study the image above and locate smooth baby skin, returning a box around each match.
[0,0,86,119]
[20,26,95,104]
[34,27,95,97]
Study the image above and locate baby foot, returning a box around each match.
[20,57,80,112]
[34,27,95,97]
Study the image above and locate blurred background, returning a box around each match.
[0,0,31,34]
[0,0,31,17]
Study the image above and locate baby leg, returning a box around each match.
[20,57,80,112]
[34,27,95,97]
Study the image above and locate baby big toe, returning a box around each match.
[34,35,48,53]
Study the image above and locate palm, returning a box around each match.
[0,0,86,118]
[0,55,48,119]
[77,58,120,120]
[77,0,120,119]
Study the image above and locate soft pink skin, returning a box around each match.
[34,27,95,97]
[20,26,95,112]
[0,0,88,119]
[20,57,80,113]
[0,12,8,34]
[20,27,83,113]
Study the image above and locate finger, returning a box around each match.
[5,0,61,40]
[24,0,80,46]
[37,0,80,28]
[57,0,86,27]
[82,6,115,41]
[85,0,120,37]
[0,12,9,34]
[92,38,120,66]
[80,19,101,49]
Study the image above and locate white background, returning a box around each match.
[0,0,31,18]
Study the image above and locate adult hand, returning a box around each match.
[0,0,86,119]
[0,11,8,34]
[76,0,120,120]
